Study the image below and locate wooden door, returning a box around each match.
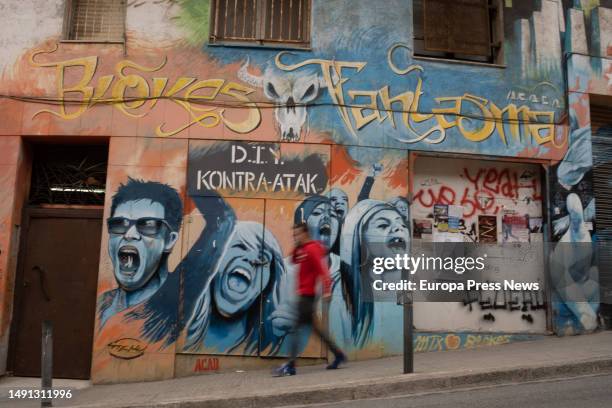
[11,208,102,379]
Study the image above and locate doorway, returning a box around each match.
[9,143,107,379]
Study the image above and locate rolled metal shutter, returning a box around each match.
[591,103,612,326]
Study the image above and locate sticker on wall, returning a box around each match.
[478,215,498,243]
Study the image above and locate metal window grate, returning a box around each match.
[29,145,108,206]
[211,0,310,45]
[67,0,125,42]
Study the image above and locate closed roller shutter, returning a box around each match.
[591,103,612,325]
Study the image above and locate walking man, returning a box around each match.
[274,222,347,376]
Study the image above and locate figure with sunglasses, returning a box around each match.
[98,178,182,327]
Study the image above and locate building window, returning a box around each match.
[64,0,126,42]
[210,0,311,47]
[413,0,503,64]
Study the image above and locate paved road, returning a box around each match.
[299,374,612,408]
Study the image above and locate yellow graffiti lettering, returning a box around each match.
[219,81,261,133]
[378,85,415,129]
[348,90,384,130]
[111,59,166,117]
[30,49,261,137]
[528,111,556,144]
[456,94,496,142]
[31,51,98,120]
[432,96,462,129]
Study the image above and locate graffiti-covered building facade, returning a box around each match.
[0,0,610,383]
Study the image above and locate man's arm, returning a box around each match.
[357,163,382,202]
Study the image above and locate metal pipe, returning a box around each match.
[41,320,53,407]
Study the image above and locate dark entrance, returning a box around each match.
[9,143,107,379]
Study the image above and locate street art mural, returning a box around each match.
[1,0,611,383]
[98,179,182,328]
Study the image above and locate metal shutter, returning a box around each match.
[423,0,491,57]
[591,103,612,323]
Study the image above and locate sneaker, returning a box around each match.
[273,363,296,377]
[326,352,347,369]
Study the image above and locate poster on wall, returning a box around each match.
[413,219,433,239]
[448,205,463,233]
[529,217,543,242]
[478,215,498,243]
[433,204,449,232]
[502,213,529,243]
[529,217,543,233]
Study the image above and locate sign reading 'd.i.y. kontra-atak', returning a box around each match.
[187,141,329,198]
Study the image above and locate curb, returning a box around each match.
[71,357,612,408]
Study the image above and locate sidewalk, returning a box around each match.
[3,331,612,408]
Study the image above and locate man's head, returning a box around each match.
[293,222,310,246]
[107,178,183,291]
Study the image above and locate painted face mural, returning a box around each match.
[338,199,412,347]
[213,222,272,317]
[308,202,340,250]
[389,197,409,222]
[363,208,410,258]
[99,178,183,329]
[184,221,286,355]
[294,195,339,250]
[108,199,178,291]
[329,188,349,221]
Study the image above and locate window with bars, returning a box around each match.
[413,0,503,64]
[64,0,126,42]
[210,0,311,47]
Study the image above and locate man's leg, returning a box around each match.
[286,297,312,368]
[311,311,343,358]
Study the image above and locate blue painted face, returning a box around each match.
[363,208,410,258]
[213,227,271,317]
[329,188,349,221]
[108,199,178,291]
[307,202,339,250]
[393,199,409,220]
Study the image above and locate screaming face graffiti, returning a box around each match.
[363,208,410,258]
[329,188,349,221]
[108,200,179,291]
[307,202,340,250]
[213,222,272,317]
[99,178,183,328]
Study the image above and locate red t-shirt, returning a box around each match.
[292,240,332,296]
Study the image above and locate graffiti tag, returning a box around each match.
[107,338,147,359]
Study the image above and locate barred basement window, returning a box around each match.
[413,0,503,64]
[64,0,126,42]
[210,0,311,47]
